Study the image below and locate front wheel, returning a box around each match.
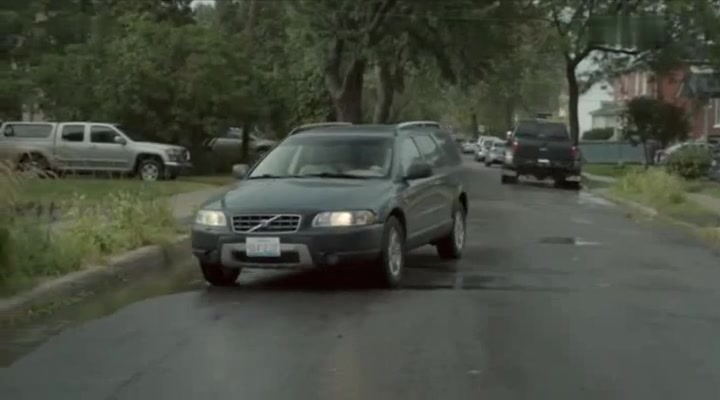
[200,262,240,287]
[375,217,406,288]
[436,204,466,259]
[138,158,164,181]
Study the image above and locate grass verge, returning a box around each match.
[611,169,720,230]
[583,163,649,178]
[0,164,182,296]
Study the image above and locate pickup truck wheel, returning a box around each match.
[375,217,406,288]
[436,203,466,260]
[138,159,163,181]
[200,262,240,287]
[18,153,50,176]
[501,171,518,184]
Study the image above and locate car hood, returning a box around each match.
[205,178,395,212]
[133,141,186,151]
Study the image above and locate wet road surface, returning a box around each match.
[2,158,720,399]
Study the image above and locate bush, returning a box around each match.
[582,127,615,140]
[0,163,179,293]
[613,168,687,208]
[665,147,712,179]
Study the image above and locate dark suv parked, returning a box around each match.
[191,121,468,288]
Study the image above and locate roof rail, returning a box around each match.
[396,121,440,130]
[289,122,352,135]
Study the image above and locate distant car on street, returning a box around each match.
[192,121,468,288]
[476,137,501,162]
[485,140,507,166]
[501,119,582,189]
[460,139,476,154]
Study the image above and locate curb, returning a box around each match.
[0,235,193,320]
[590,188,659,218]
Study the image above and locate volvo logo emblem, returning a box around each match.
[247,215,281,232]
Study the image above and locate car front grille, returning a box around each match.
[231,214,301,233]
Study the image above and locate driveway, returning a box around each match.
[2,158,720,399]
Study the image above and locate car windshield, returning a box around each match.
[515,122,569,141]
[249,134,394,179]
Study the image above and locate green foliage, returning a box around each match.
[665,147,713,180]
[613,168,687,208]
[583,128,615,140]
[623,97,690,147]
[0,163,179,293]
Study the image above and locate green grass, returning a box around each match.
[611,169,720,228]
[0,165,204,297]
[178,175,236,186]
[583,163,648,178]
[4,176,230,209]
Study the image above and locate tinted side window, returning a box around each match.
[61,125,85,142]
[3,124,52,138]
[399,137,422,175]
[413,134,446,168]
[432,131,462,165]
[90,126,120,144]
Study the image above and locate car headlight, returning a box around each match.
[195,210,227,226]
[312,211,376,227]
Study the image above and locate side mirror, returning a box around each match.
[232,163,249,179]
[114,136,127,145]
[405,162,433,180]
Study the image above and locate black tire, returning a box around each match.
[501,170,518,184]
[200,262,240,287]
[137,158,164,181]
[436,202,466,260]
[18,153,50,175]
[375,216,406,288]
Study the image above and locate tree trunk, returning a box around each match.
[324,39,366,124]
[240,0,257,161]
[504,98,515,130]
[565,60,581,145]
[328,59,366,123]
[470,112,478,136]
[372,61,394,123]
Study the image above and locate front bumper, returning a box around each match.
[191,224,384,269]
[165,161,193,176]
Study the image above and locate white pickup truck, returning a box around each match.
[0,121,192,181]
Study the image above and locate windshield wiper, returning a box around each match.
[297,172,370,179]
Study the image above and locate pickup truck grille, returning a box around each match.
[231,214,301,233]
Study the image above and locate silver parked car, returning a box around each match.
[0,121,192,181]
[485,140,507,166]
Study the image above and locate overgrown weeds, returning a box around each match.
[0,162,179,295]
[613,168,687,208]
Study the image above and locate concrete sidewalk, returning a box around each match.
[582,172,720,215]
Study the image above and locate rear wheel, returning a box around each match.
[436,202,466,259]
[375,217,406,288]
[200,262,240,287]
[501,170,518,184]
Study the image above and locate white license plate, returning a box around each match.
[538,158,550,165]
[246,237,281,257]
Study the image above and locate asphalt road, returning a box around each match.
[3,157,720,400]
